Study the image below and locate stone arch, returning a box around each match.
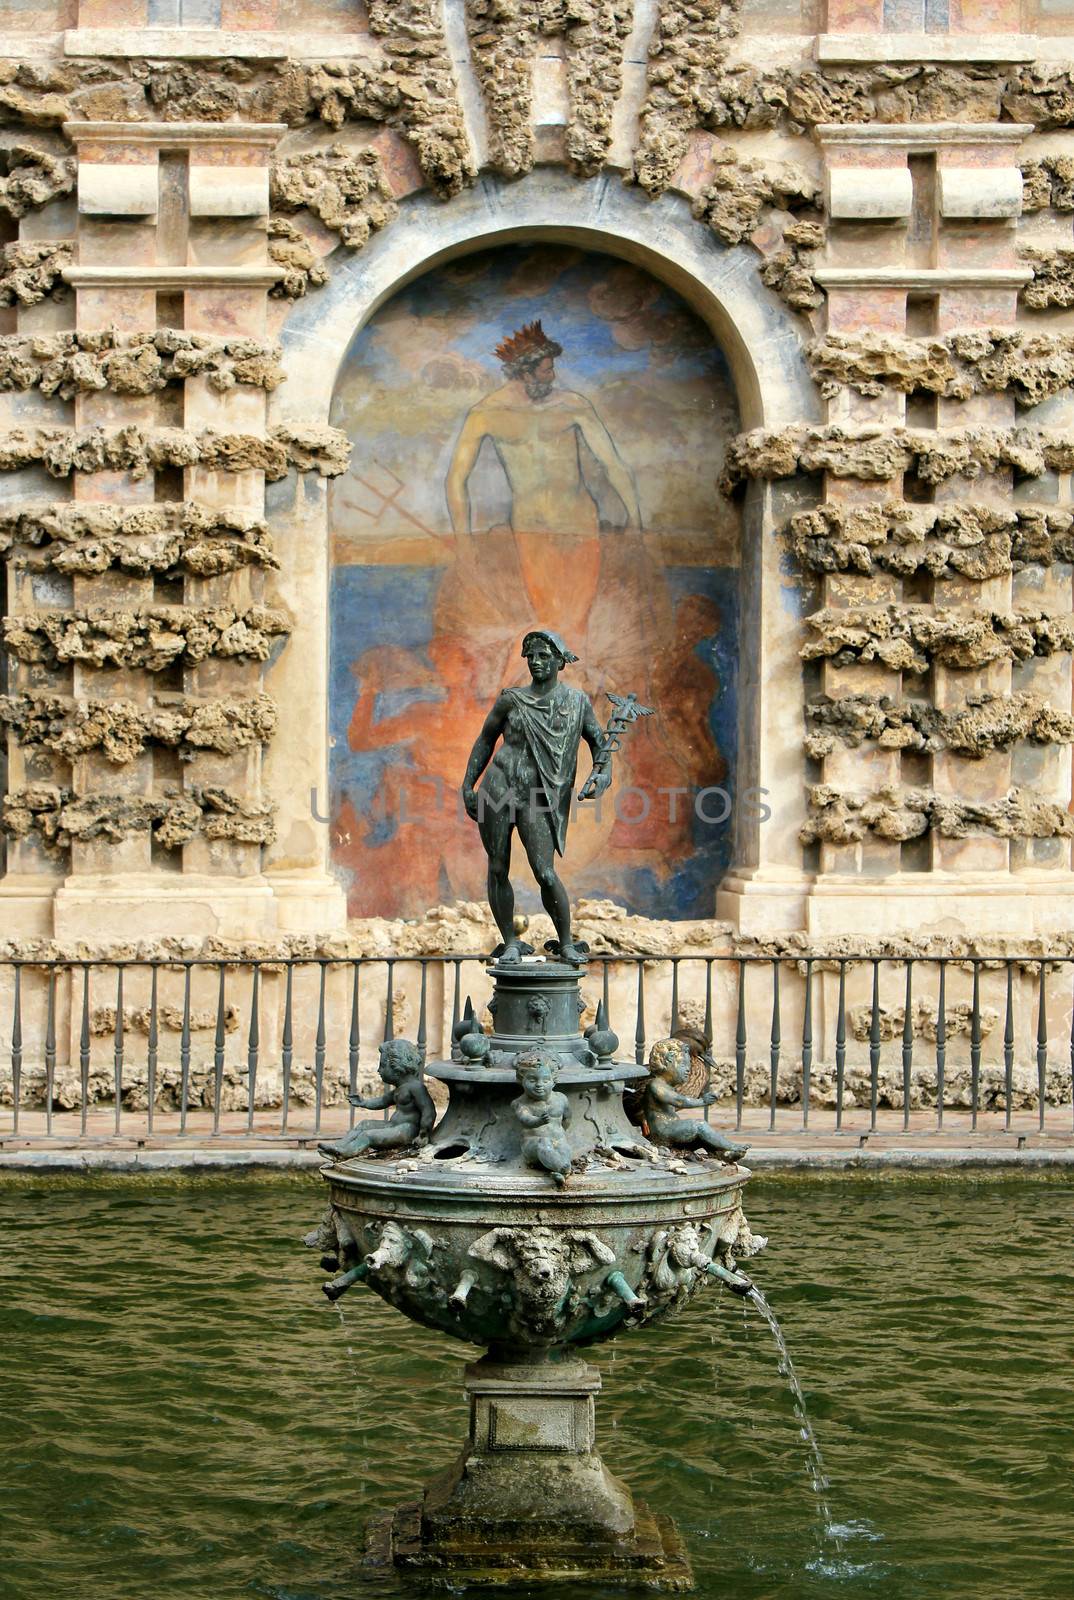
[276,171,818,433]
[263,173,819,929]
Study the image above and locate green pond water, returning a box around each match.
[1,1175,1071,1600]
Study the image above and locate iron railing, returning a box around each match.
[1,953,1072,1144]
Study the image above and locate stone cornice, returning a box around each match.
[63,267,284,290]
[61,29,378,62]
[62,122,287,147]
[816,33,1036,65]
[815,267,1031,290]
[815,123,1034,149]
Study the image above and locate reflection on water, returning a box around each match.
[1,1176,1071,1600]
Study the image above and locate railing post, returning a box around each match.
[634,961,646,1066]
[969,960,981,1134]
[179,963,192,1136]
[9,964,21,1137]
[835,960,846,1133]
[212,963,226,1137]
[901,961,913,1134]
[768,959,781,1133]
[246,965,260,1134]
[79,965,90,1139]
[417,960,429,1067]
[113,966,123,1137]
[348,961,361,1129]
[801,959,813,1133]
[146,966,158,1139]
[45,968,56,1139]
[935,960,947,1132]
[1003,961,1014,1135]
[868,958,880,1135]
[734,958,746,1133]
[281,963,294,1136]
[315,961,327,1136]
[1037,960,1048,1136]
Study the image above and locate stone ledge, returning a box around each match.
[816,267,1031,289]
[816,122,1034,148]
[0,1147,1070,1172]
[61,29,379,62]
[63,122,287,147]
[816,33,1036,65]
[63,266,284,290]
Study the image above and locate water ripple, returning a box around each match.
[1,1176,1071,1600]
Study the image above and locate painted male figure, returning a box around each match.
[445,321,640,637]
[462,630,611,966]
[446,320,640,539]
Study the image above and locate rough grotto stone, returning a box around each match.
[723,425,1074,491]
[0,424,350,481]
[1020,247,1074,312]
[271,142,397,250]
[0,692,278,764]
[634,0,743,194]
[804,691,1074,760]
[807,329,1074,407]
[0,130,73,217]
[787,502,1074,580]
[0,501,276,577]
[0,330,284,399]
[2,784,276,852]
[467,0,633,179]
[801,784,1074,846]
[691,143,819,246]
[3,605,291,672]
[0,240,71,308]
[801,605,1074,674]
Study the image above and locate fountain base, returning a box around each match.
[364,1355,694,1590]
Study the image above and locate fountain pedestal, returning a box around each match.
[374,1354,691,1588]
[312,958,762,1590]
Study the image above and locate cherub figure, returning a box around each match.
[512,1047,572,1186]
[318,1038,435,1161]
[639,1038,748,1164]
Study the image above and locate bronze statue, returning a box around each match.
[462,629,611,966]
[318,1038,435,1161]
[639,1038,748,1164]
[512,1048,573,1185]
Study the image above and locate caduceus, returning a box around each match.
[577,692,654,802]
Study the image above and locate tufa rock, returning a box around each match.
[0,423,350,481]
[2,784,276,852]
[807,329,1074,408]
[0,691,278,764]
[722,425,1074,492]
[3,605,291,672]
[633,0,743,194]
[805,691,1074,760]
[801,784,1074,846]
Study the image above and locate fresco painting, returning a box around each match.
[328,245,741,920]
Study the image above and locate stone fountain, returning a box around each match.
[306,630,765,1589]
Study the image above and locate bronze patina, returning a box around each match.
[308,644,763,1589]
[462,628,610,966]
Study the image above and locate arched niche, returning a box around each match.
[265,174,819,931]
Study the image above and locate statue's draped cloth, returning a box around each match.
[502,684,587,856]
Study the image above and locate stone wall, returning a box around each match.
[0,0,1070,952]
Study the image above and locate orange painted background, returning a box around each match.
[328,245,741,919]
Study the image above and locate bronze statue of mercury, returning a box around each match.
[462,630,611,966]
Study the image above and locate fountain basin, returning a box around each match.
[324,1151,753,1351]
